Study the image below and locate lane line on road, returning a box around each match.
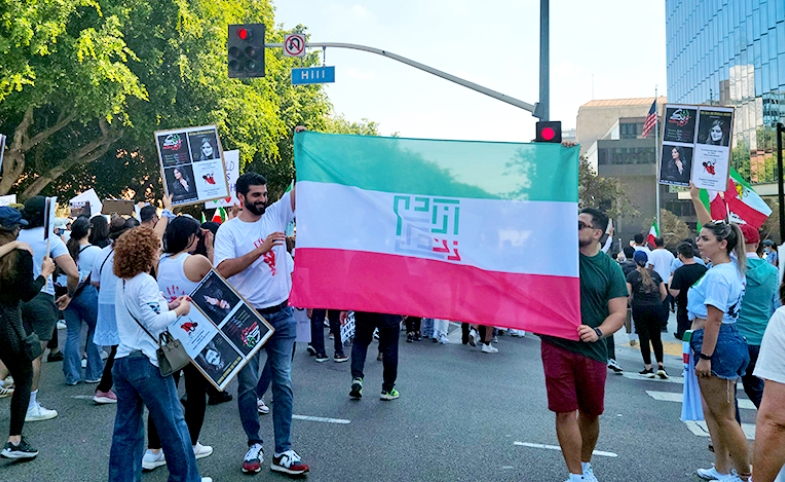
[292,414,350,424]
[683,420,755,440]
[620,372,684,384]
[70,395,95,400]
[514,442,617,457]
[646,390,756,410]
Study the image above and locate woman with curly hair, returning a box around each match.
[107,226,211,482]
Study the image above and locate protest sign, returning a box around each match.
[291,132,581,338]
[0,194,17,207]
[44,197,57,254]
[70,189,103,217]
[155,125,230,207]
[101,199,135,216]
[204,150,240,209]
[169,270,274,391]
[658,104,734,190]
[0,134,6,172]
[69,202,91,218]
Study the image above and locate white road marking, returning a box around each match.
[514,442,618,457]
[70,395,96,400]
[646,390,756,410]
[292,414,350,424]
[683,420,755,440]
[620,372,684,384]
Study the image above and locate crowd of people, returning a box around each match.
[0,170,784,482]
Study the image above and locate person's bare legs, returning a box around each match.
[702,394,731,473]
[0,359,9,381]
[31,341,47,392]
[555,411,583,475]
[578,411,600,463]
[699,376,751,478]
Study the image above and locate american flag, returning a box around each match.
[641,100,657,138]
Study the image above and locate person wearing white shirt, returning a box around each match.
[107,226,211,482]
[214,172,309,476]
[647,236,676,329]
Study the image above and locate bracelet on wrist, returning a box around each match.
[699,353,712,360]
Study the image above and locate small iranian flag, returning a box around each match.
[699,167,771,228]
[211,207,227,224]
[647,219,660,246]
[291,132,581,339]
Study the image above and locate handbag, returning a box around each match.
[122,283,190,377]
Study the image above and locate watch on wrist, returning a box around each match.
[699,353,712,360]
[593,327,603,339]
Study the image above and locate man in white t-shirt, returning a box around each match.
[17,196,80,422]
[632,233,652,256]
[214,172,309,477]
[647,236,676,329]
[752,306,785,482]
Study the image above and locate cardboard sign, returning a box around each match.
[658,103,734,190]
[102,199,136,216]
[155,125,230,208]
[0,194,17,207]
[167,270,274,391]
[204,150,240,209]
[70,201,91,218]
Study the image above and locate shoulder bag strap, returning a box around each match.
[99,248,114,278]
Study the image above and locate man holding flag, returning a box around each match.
[539,208,628,482]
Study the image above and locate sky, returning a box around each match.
[272,0,667,143]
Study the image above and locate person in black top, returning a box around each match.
[669,241,708,340]
[626,250,669,379]
[0,207,55,459]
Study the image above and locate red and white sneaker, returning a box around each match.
[93,390,117,404]
[271,449,310,476]
[242,443,263,474]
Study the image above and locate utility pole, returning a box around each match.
[538,0,550,121]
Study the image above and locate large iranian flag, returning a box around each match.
[290,132,581,340]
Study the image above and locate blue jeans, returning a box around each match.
[237,306,296,453]
[108,353,200,482]
[63,285,103,385]
[690,324,750,380]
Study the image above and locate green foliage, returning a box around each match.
[656,208,690,250]
[0,0,373,203]
[578,157,638,219]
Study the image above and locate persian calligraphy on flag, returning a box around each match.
[290,132,581,340]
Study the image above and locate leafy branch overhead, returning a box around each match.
[578,157,638,219]
[0,0,374,202]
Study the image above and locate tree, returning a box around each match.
[578,157,638,219]
[656,208,690,250]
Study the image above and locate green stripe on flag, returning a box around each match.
[295,132,578,203]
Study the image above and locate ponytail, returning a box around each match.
[638,265,656,291]
[729,224,747,276]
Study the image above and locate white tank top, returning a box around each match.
[157,253,201,302]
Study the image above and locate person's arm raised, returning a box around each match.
[689,182,713,225]
[216,232,285,279]
[153,194,174,240]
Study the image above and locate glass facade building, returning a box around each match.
[666,0,785,184]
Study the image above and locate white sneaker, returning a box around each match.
[257,398,270,415]
[57,320,66,330]
[193,442,213,459]
[469,329,479,346]
[438,334,449,344]
[142,449,167,470]
[25,403,57,422]
[697,466,733,480]
[481,343,498,354]
[583,465,599,482]
[201,478,213,482]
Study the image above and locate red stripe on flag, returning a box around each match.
[726,197,769,228]
[290,248,581,340]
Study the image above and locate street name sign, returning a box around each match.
[292,66,335,85]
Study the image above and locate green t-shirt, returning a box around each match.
[541,250,629,363]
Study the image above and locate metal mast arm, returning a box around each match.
[267,42,538,114]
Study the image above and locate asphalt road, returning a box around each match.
[0,317,758,482]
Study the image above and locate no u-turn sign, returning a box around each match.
[284,34,306,57]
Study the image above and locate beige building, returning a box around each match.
[576,97,667,157]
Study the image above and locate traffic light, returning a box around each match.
[535,121,562,143]
[228,24,265,78]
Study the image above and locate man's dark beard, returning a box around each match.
[244,199,266,216]
[579,238,594,247]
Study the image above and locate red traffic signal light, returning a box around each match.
[228,24,265,79]
[535,121,562,143]
[237,28,249,40]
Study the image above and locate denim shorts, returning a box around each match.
[690,324,750,380]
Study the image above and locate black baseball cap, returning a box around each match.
[0,206,29,229]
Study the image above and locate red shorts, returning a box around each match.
[541,341,607,416]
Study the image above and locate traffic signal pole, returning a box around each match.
[266,42,538,114]
[537,0,550,121]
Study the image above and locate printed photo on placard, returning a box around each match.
[167,308,219,359]
[662,105,697,144]
[659,145,693,186]
[188,130,221,162]
[219,304,270,356]
[697,109,732,147]
[157,131,191,167]
[192,271,241,325]
[193,334,243,387]
[191,159,229,201]
[164,165,199,204]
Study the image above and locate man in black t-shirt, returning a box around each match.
[669,241,708,340]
